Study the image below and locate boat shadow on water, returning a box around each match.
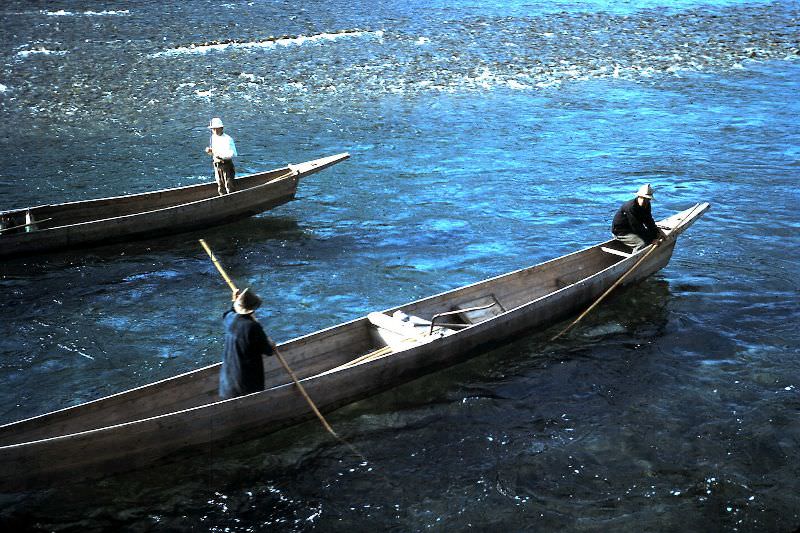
[0,215,310,274]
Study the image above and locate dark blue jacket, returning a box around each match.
[219,310,274,400]
[612,198,659,243]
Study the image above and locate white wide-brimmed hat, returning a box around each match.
[233,288,262,315]
[208,117,224,129]
[636,183,654,199]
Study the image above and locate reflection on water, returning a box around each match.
[0,215,306,274]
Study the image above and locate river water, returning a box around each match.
[1,0,798,531]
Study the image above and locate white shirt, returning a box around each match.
[210,132,237,160]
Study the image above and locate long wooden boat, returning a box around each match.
[0,203,709,491]
[0,153,350,258]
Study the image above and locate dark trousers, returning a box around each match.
[214,158,235,195]
[613,232,647,252]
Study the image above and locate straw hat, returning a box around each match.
[636,183,654,199]
[208,117,224,129]
[233,288,262,315]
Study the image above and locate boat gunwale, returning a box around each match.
[34,170,298,233]
[0,152,349,218]
[0,238,614,447]
[0,203,708,451]
[330,203,708,381]
[0,168,283,218]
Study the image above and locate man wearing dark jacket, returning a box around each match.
[219,288,276,400]
[611,183,666,252]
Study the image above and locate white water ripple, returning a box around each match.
[43,10,130,17]
[150,30,385,58]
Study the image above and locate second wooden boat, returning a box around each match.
[0,152,350,258]
[0,202,709,491]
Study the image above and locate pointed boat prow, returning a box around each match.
[288,152,350,178]
[659,202,711,239]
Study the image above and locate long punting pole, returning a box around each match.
[198,239,367,461]
[549,240,662,342]
[550,203,705,342]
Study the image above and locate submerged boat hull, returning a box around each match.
[0,203,709,490]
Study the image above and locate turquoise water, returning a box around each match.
[1,1,798,530]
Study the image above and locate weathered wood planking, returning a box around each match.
[0,203,709,490]
[0,153,350,257]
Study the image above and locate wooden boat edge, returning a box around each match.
[0,202,709,490]
[0,152,350,216]
[0,203,708,440]
[0,152,350,257]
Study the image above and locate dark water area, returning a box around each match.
[1,0,799,531]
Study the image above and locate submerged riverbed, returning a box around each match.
[1,0,798,530]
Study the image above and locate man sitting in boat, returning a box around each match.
[204,117,238,196]
[219,288,276,399]
[611,183,666,252]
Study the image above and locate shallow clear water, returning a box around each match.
[0,0,798,531]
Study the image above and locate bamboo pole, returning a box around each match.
[199,239,237,291]
[198,238,368,462]
[550,240,662,342]
[549,203,708,342]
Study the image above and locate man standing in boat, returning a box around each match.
[611,183,666,252]
[205,117,238,195]
[219,288,277,399]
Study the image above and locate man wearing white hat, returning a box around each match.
[611,183,666,252]
[204,117,238,195]
[219,288,276,399]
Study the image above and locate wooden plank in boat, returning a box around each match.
[367,311,452,351]
[453,294,506,324]
[601,246,633,258]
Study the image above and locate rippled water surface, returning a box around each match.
[1,0,799,531]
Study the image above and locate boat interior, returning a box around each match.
[0,204,706,446]
[0,235,631,446]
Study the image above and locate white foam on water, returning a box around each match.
[42,10,130,17]
[0,84,8,93]
[150,30,384,58]
[505,79,531,90]
[16,48,68,58]
[470,66,497,89]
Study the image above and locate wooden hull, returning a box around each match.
[0,203,709,491]
[0,153,350,258]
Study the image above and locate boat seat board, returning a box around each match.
[367,311,454,351]
[453,294,506,325]
[601,246,633,258]
[367,312,426,338]
[367,312,424,351]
